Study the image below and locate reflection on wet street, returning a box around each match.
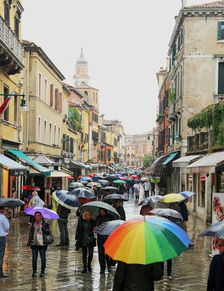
[1,193,211,291]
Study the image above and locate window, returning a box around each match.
[58,128,60,146]
[218,62,224,94]
[218,21,224,40]
[44,121,47,142]
[198,174,206,208]
[62,134,66,151]
[55,88,59,110]
[38,73,42,99]
[44,79,47,102]
[14,11,21,38]
[14,95,17,124]
[70,138,73,153]
[49,123,52,145]
[50,84,54,107]
[4,0,11,26]
[54,125,56,145]
[38,117,41,141]
[3,85,9,121]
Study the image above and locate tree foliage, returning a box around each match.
[142,155,155,168]
[68,107,82,131]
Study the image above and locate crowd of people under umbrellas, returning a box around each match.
[0,171,224,290]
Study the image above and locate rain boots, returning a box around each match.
[0,263,8,279]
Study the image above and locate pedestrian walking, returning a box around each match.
[113,200,126,221]
[113,261,163,291]
[207,240,224,291]
[56,204,70,246]
[27,211,51,277]
[96,208,114,274]
[150,181,155,195]
[143,181,151,198]
[0,207,10,279]
[178,199,194,247]
[133,182,140,201]
[28,191,44,208]
[75,211,96,273]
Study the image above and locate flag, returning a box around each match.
[0,94,12,115]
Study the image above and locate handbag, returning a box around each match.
[44,232,54,245]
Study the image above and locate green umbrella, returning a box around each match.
[113,180,127,184]
[79,201,120,219]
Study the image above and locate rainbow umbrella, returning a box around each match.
[104,216,190,264]
[160,193,185,203]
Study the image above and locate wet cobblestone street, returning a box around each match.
[1,193,211,291]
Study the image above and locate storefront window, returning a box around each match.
[217,171,224,193]
[198,173,205,208]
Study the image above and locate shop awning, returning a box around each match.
[162,152,180,167]
[187,152,224,173]
[108,165,115,171]
[150,153,170,176]
[173,155,201,168]
[0,154,27,176]
[71,161,92,169]
[32,155,54,165]
[7,150,51,177]
[50,171,71,178]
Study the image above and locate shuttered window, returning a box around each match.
[217,21,224,40]
[218,62,224,94]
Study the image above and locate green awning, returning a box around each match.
[162,152,179,167]
[7,150,51,176]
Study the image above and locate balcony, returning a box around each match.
[0,15,24,74]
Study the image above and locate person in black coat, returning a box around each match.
[27,212,51,277]
[75,211,96,273]
[95,208,114,274]
[113,261,163,291]
[113,200,126,220]
[207,240,224,291]
[56,204,71,246]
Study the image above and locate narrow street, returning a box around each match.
[1,192,211,291]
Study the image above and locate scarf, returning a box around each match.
[33,221,44,246]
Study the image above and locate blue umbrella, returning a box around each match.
[53,190,80,209]
[180,191,195,199]
[80,176,92,182]
[92,176,104,182]
[69,188,96,199]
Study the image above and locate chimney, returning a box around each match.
[181,0,187,8]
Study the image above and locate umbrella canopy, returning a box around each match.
[130,175,139,179]
[0,198,24,209]
[113,180,127,184]
[53,190,80,209]
[69,182,84,189]
[141,177,149,182]
[24,207,59,219]
[22,185,40,191]
[161,193,185,203]
[149,208,183,220]
[92,176,104,182]
[67,176,74,179]
[138,195,163,206]
[106,175,120,182]
[80,201,120,219]
[180,191,195,199]
[98,179,110,186]
[80,176,92,182]
[95,220,125,236]
[69,188,96,200]
[103,194,128,202]
[100,186,120,193]
[199,221,224,238]
[87,182,102,188]
[104,216,190,264]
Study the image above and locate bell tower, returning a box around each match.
[73,48,90,87]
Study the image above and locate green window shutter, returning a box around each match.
[217,22,224,40]
[218,62,224,94]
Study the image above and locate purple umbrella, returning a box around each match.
[24,207,59,219]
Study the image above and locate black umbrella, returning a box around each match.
[106,175,120,182]
[103,194,128,201]
[149,208,183,220]
[69,188,96,200]
[199,221,224,238]
[98,179,110,186]
[100,186,120,193]
[95,220,125,235]
[138,195,163,206]
[92,176,104,182]
[53,190,80,209]
[0,198,24,209]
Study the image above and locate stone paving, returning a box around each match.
[1,193,211,291]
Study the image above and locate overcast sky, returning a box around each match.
[22,0,215,134]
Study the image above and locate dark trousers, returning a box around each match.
[144,191,149,198]
[163,259,172,276]
[82,246,94,268]
[0,237,6,274]
[97,239,111,272]
[31,246,47,273]
[58,219,69,245]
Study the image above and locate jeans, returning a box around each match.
[58,219,69,245]
[0,237,6,266]
[31,246,47,272]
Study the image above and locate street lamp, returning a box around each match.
[20,95,28,111]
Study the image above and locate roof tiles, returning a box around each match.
[186,1,224,9]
